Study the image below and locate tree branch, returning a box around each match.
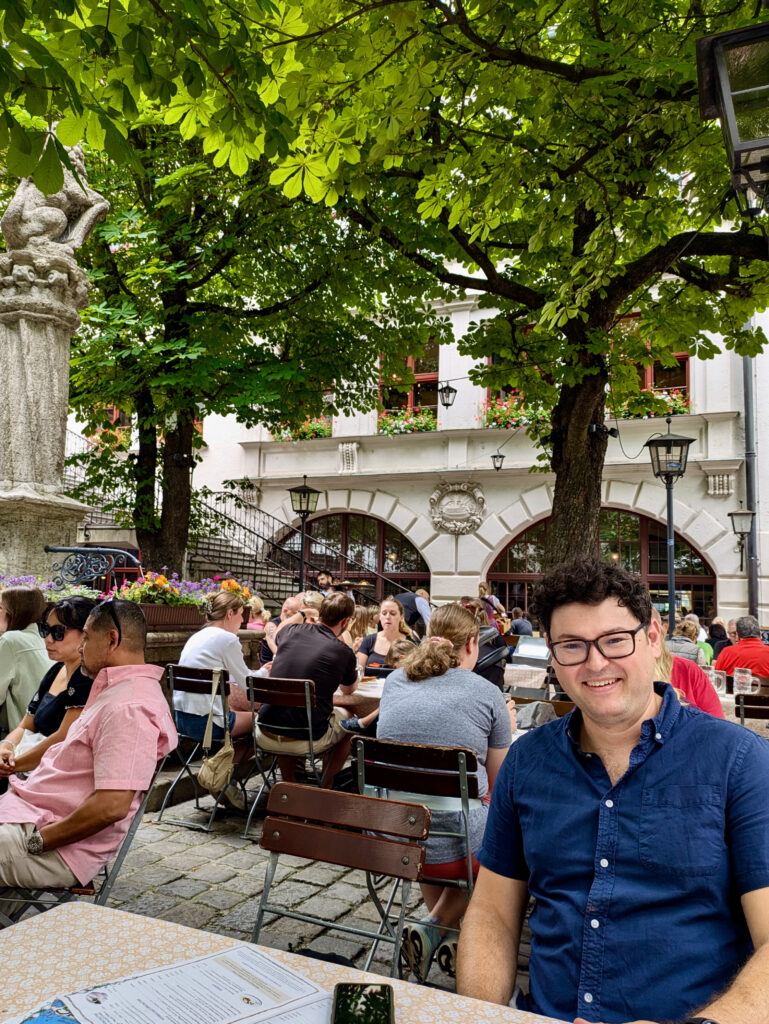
[186,278,325,317]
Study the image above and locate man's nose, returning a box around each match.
[583,640,610,671]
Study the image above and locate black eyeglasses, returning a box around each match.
[38,623,70,642]
[549,623,646,666]
[98,598,122,647]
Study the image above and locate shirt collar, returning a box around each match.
[88,662,164,702]
[566,681,681,755]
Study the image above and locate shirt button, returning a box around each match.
[655,732,662,741]
[583,993,593,1004]
[605,799,614,808]
[600,858,609,868]
[590,919,600,929]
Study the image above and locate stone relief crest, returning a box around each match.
[429,481,486,534]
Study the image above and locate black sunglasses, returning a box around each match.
[38,622,70,642]
[98,597,122,647]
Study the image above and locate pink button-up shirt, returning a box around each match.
[0,663,177,884]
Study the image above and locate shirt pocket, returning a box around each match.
[639,784,724,876]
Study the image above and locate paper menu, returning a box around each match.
[5,945,331,1024]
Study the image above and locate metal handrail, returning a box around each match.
[205,491,418,596]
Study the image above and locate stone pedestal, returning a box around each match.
[0,146,108,576]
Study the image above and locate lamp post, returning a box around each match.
[729,501,756,573]
[288,475,320,593]
[644,417,695,638]
[491,450,505,472]
[696,22,769,205]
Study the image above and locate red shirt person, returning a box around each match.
[714,615,769,677]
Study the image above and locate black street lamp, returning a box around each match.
[438,381,458,408]
[288,475,320,592]
[729,500,756,572]
[697,22,769,203]
[491,450,505,472]
[644,417,695,638]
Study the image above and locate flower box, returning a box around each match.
[140,603,206,631]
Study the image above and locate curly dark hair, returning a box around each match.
[530,558,651,635]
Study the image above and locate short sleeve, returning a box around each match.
[92,702,163,791]
[359,634,374,655]
[477,749,529,881]
[64,669,93,710]
[488,689,513,748]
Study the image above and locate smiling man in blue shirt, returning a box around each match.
[457,558,769,1024]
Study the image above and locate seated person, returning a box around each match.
[260,596,301,665]
[356,597,416,669]
[255,592,357,788]
[460,598,507,690]
[377,603,515,982]
[0,587,50,732]
[245,595,267,631]
[651,608,724,717]
[0,600,176,891]
[506,607,533,636]
[0,596,97,780]
[176,591,255,741]
[341,637,414,735]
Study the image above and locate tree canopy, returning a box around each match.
[5,0,769,565]
[66,129,450,569]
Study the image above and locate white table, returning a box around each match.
[0,903,559,1024]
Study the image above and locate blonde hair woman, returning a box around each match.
[667,619,707,668]
[246,595,266,631]
[377,603,516,982]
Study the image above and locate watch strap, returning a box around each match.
[681,1018,721,1024]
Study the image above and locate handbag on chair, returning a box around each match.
[196,671,235,795]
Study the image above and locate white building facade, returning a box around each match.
[194,298,769,625]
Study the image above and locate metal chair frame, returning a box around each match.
[242,675,324,839]
[0,761,163,927]
[251,782,429,978]
[157,665,250,832]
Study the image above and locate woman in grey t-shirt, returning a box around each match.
[377,603,515,982]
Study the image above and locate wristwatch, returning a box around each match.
[681,1018,721,1024]
[26,827,45,856]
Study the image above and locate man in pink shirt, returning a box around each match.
[0,600,176,889]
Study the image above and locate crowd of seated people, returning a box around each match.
[3,570,767,1023]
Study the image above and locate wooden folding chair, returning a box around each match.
[353,738,480,895]
[251,782,429,977]
[0,761,163,928]
[157,665,250,832]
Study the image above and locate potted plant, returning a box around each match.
[111,570,208,630]
[378,407,438,435]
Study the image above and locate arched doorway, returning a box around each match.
[271,512,430,601]
[487,509,717,623]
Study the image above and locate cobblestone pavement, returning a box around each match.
[108,794,456,991]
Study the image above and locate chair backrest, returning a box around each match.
[247,675,316,708]
[513,695,575,717]
[353,737,479,800]
[167,664,231,695]
[260,782,429,881]
[735,693,769,725]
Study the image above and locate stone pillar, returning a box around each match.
[0,146,108,577]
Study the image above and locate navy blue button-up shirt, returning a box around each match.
[479,683,769,1023]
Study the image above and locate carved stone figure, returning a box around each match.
[1,145,109,256]
[0,144,107,574]
[429,481,487,534]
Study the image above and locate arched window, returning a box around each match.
[272,513,430,601]
[487,509,716,623]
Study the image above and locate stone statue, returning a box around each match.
[1,145,109,256]
[0,143,108,575]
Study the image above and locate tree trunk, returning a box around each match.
[544,366,609,567]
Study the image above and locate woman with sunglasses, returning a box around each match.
[0,586,49,733]
[0,596,97,779]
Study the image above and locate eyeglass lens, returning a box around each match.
[551,625,643,665]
